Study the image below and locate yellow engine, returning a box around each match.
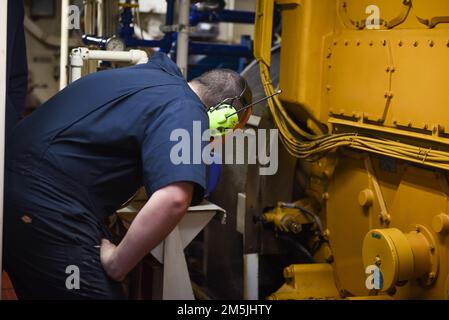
[253,0,449,299]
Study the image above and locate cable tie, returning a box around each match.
[422,147,432,163]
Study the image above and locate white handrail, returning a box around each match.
[69,48,149,83]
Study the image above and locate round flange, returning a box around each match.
[406,224,439,287]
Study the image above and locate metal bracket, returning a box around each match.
[417,16,449,29]
[338,0,412,30]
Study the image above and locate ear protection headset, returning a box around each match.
[207,80,249,136]
[207,80,282,136]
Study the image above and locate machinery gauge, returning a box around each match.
[106,36,126,51]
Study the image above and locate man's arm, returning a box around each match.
[100,182,193,281]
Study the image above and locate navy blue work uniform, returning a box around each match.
[4,52,209,299]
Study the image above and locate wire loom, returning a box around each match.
[259,62,449,171]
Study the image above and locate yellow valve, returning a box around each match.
[261,201,316,234]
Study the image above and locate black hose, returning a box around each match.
[278,234,315,263]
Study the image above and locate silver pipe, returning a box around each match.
[176,0,190,78]
[97,0,104,37]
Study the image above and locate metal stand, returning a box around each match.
[118,201,225,300]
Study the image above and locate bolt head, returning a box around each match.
[432,213,449,234]
[284,266,294,279]
[358,189,374,207]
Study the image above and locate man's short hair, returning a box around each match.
[191,69,252,109]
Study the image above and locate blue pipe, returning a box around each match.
[120,0,175,52]
[82,0,256,58]
[82,0,176,53]
[189,7,255,26]
[189,42,252,58]
[118,0,134,40]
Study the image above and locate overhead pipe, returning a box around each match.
[189,8,255,26]
[24,16,78,48]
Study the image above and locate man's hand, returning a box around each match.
[100,239,122,281]
[100,182,193,281]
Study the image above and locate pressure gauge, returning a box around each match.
[106,36,126,51]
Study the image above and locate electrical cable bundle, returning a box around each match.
[259,62,449,170]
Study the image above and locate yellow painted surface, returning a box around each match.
[255,0,449,299]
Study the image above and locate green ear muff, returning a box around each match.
[208,104,239,137]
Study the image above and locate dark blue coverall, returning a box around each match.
[4,52,208,299]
